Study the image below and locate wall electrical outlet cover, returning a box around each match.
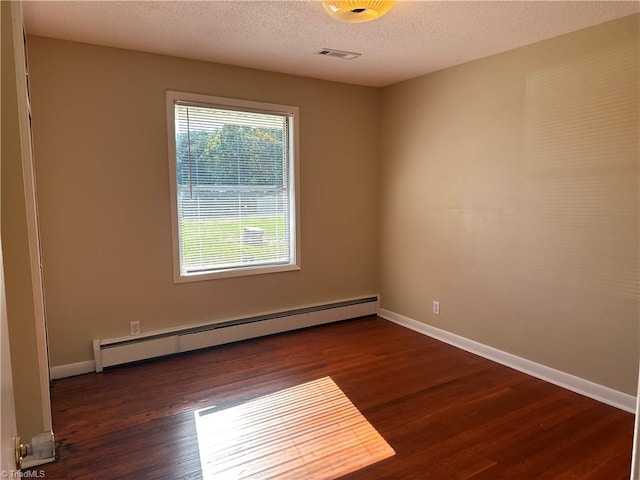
[130,321,140,335]
[432,301,440,315]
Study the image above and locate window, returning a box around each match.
[166,91,300,282]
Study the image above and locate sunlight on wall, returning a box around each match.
[194,377,394,479]
[521,42,640,299]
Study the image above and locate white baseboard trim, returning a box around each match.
[50,360,95,380]
[378,308,637,413]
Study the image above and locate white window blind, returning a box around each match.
[167,93,298,280]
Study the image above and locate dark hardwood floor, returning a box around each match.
[37,316,634,479]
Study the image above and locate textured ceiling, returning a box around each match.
[23,1,640,87]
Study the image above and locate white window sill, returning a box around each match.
[174,263,301,283]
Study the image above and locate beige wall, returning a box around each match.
[27,14,640,396]
[27,36,380,367]
[380,14,640,394]
[1,1,46,439]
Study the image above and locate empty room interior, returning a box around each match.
[1,0,639,478]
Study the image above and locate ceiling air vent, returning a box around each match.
[316,48,361,60]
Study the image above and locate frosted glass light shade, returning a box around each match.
[322,1,396,23]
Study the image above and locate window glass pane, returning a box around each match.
[172,101,294,276]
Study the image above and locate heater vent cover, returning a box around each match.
[92,295,379,372]
[316,48,361,60]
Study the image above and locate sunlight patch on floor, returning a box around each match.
[194,376,395,479]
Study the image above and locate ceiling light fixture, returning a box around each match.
[322,1,396,23]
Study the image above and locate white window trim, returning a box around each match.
[166,91,301,283]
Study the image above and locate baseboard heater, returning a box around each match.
[93,295,378,372]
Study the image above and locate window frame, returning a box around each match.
[166,91,301,283]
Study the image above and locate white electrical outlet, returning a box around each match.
[130,321,140,335]
[432,301,440,315]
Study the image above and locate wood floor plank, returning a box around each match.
[35,316,634,479]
